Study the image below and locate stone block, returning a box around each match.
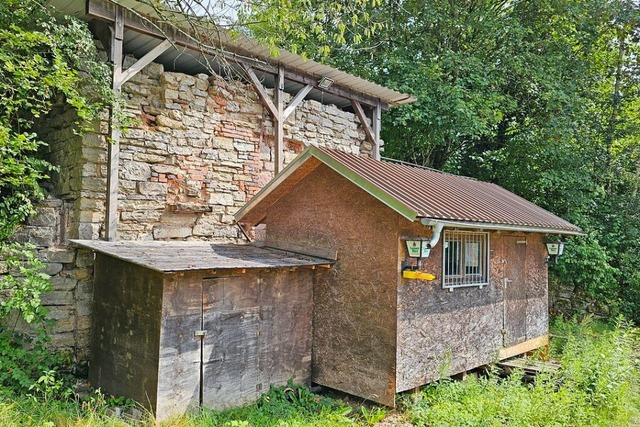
[43,263,64,276]
[152,225,192,239]
[156,114,185,129]
[209,192,234,206]
[75,249,95,268]
[133,152,166,163]
[42,290,74,306]
[51,276,78,291]
[137,181,168,196]
[29,208,59,227]
[121,161,152,181]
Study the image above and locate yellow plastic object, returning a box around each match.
[402,270,436,281]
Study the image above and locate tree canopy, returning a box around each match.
[250,0,640,320]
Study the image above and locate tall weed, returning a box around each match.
[407,318,640,427]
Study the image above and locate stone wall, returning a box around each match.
[11,56,373,365]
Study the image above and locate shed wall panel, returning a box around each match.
[396,225,548,392]
[156,272,202,421]
[89,255,163,410]
[265,164,400,406]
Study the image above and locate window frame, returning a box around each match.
[442,230,490,289]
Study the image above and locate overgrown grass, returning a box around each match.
[1,317,638,426]
[406,316,640,427]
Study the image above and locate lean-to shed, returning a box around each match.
[235,145,583,407]
[71,240,333,420]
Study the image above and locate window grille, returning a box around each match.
[442,230,489,288]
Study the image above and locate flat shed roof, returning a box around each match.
[71,240,333,273]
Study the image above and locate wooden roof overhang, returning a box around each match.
[235,146,586,236]
[71,240,334,273]
[47,0,416,241]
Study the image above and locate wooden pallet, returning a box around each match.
[497,358,561,375]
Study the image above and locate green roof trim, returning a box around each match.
[310,147,418,221]
[234,146,418,224]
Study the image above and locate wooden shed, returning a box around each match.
[72,241,332,420]
[235,145,583,407]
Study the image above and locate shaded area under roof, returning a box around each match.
[71,240,334,272]
[46,0,415,109]
[235,146,584,235]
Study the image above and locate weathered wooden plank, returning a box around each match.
[274,65,285,173]
[499,335,549,360]
[202,275,261,409]
[372,102,382,160]
[90,255,163,412]
[351,100,376,149]
[105,5,123,241]
[156,273,202,421]
[283,84,313,120]
[117,39,172,86]
[242,65,278,118]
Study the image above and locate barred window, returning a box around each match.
[443,230,489,288]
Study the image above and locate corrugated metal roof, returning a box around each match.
[71,240,333,272]
[235,146,584,235]
[47,0,415,108]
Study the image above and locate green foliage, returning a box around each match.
[360,405,387,425]
[0,0,113,241]
[407,319,640,427]
[0,243,51,324]
[270,0,640,321]
[186,382,355,426]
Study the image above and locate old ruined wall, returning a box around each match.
[396,226,548,392]
[112,57,372,241]
[15,55,370,364]
[263,164,400,407]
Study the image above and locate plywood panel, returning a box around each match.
[201,270,313,409]
[156,273,201,421]
[90,255,163,412]
[265,164,399,406]
[504,236,527,345]
[395,222,504,392]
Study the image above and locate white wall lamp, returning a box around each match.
[545,239,565,265]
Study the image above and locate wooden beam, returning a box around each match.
[242,64,278,118]
[351,100,376,150]
[105,4,124,241]
[274,65,285,173]
[283,84,313,120]
[116,39,172,86]
[373,102,382,160]
[499,334,549,360]
[85,0,387,109]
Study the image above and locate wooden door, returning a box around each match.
[503,237,527,346]
[201,276,261,410]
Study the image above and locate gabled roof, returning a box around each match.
[235,146,584,235]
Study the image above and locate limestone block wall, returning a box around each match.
[112,58,372,240]
[10,56,372,364]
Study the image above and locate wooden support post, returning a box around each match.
[275,65,285,173]
[373,102,382,160]
[105,5,124,241]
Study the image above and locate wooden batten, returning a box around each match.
[499,335,549,360]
